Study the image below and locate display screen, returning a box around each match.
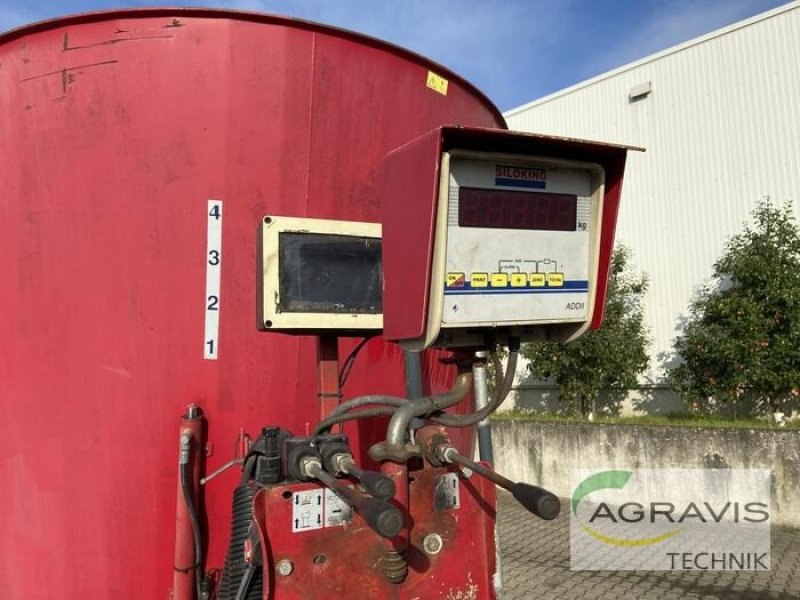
[278,233,382,314]
[458,187,577,231]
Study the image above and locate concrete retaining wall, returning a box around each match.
[491,420,800,527]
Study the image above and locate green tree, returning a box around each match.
[522,246,649,418]
[670,199,800,417]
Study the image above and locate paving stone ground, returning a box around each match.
[497,491,800,600]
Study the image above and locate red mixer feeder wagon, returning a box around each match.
[0,8,637,599]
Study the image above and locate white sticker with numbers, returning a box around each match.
[204,200,222,359]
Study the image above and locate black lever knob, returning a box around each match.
[439,446,561,521]
[355,495,404,539]
[511,482,561,520]
[358,470,396,501]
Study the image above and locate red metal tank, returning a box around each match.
[0,8,505,599]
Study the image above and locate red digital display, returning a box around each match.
[458,187,577,231]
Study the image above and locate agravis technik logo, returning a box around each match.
[570,469,771,571]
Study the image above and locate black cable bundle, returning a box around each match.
[217,483,263,600]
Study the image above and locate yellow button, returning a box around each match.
[471,273,489,288]
[548,272,564,287]
[490,273,508,287]
[446,272,465,288]
[529,273,546,287]
[510,273,527,287]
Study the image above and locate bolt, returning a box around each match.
[276,559,294,577]
[422,533,444,555]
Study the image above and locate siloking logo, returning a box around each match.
[495,164,547,189]
[570,469,771,571]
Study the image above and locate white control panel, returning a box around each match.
[419,151,605,348]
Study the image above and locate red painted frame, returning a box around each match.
[381,126,642,342]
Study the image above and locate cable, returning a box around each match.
[234,565,256,600]
[338,337,372,388]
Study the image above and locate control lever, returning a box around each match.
[301,456,404,538]
[334,454,396,501]
[320,441,395,501]
[441,446,561,520]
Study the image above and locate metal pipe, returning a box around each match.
[472,354,495,465]
[430,352,518,428]
[443,447,514,489]
[403,350,423,399]
[404,350,426,430]
[384,371,472,453]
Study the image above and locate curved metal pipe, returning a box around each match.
[385,371,473,452]
[430,352,518,428]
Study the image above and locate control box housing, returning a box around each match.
[380,126,636,350]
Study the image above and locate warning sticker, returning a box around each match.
[324,488,353,527]
[292,489,324,532]
[426,70,449,95]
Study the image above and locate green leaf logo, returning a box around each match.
[572,470,632,516]
[572,470,681,547]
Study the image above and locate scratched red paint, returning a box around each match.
[256,465,496,599]
[0,8,504,599]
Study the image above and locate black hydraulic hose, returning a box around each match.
[314,406,398,435]
[180,460,204,600]
[325,395,407,419]
[429,351,518,428]
[316,347,517,439]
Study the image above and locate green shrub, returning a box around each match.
[670,199,800,417]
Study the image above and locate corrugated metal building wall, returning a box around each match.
[505,2,800,408]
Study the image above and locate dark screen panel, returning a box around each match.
[278,233,382,314]
[458,187,577,231]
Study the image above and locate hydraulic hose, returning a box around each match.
[430,351,518,427]
[325,395,407,419]
[179,435,204,600]
[314,406,398,435]
[385,371,473,453]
